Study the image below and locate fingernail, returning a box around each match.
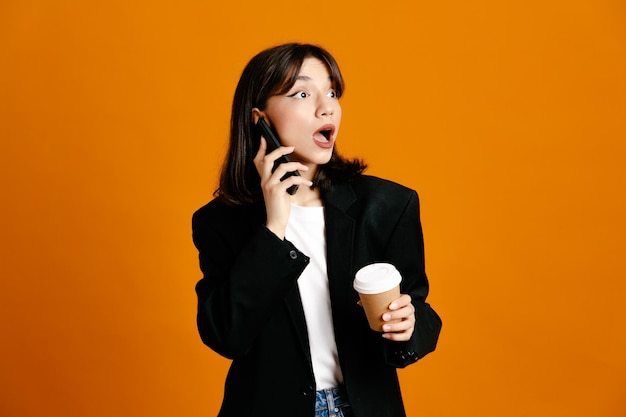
[382,313,391,321]
[389,303,398,310]
[383,324,391,332]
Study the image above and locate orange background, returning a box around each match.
[1,1,625,416]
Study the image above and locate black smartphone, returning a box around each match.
[257,118,300,195]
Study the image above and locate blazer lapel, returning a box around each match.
[282,182,358,361]
[324,182,357,304]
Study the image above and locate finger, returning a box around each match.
[260,149,300,180]
[270,160,309,179]
[382,304,414,322]
[382,319,415,341]
[272,175,313,192]
[382,328,414,341]
[256,140,297,176]
[382,315,414,331]
[258,136,268,155]
[263,168,313,195]
[253,137,268,175]
[264,145,296,163]
[254,137,268,161]
[388,294,412,311]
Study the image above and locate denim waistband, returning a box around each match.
[315,384,350,412]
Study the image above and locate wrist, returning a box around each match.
[265,223,286,240]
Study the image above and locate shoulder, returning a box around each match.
[192,198,265,232]
[349,174,415,196]
[348,175,418,207]
[325,174,419,216]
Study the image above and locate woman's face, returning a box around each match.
[254,57,342,170]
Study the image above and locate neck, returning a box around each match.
[291,184,323,207]
[289,163,323,206]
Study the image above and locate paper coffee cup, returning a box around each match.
[353,263,402,331]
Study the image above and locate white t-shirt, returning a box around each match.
[285,204,343,390]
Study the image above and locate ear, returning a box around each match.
[251,108,264,124]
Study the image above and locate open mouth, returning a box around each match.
[314,124,336,142]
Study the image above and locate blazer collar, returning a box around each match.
[323,181,357,214]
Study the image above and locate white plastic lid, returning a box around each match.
[353,263,402,294]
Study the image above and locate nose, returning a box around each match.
[316,96,336,118]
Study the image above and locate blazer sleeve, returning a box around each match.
[380,190,442,367]
[192,205,310,359]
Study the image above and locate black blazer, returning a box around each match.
[193,175,442,417]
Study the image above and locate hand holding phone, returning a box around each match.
[257,118,300,195]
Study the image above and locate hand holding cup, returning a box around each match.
[353,263,402,332]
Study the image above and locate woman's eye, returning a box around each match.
[327,90,338,98]
[289,91,308,99]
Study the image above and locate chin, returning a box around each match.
[314,153,333,166]
[297,149,334,166]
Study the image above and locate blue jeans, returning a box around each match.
[315,384,353,417]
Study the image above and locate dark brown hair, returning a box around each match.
[215,43,366,205]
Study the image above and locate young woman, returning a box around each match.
[192,43,442,417]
